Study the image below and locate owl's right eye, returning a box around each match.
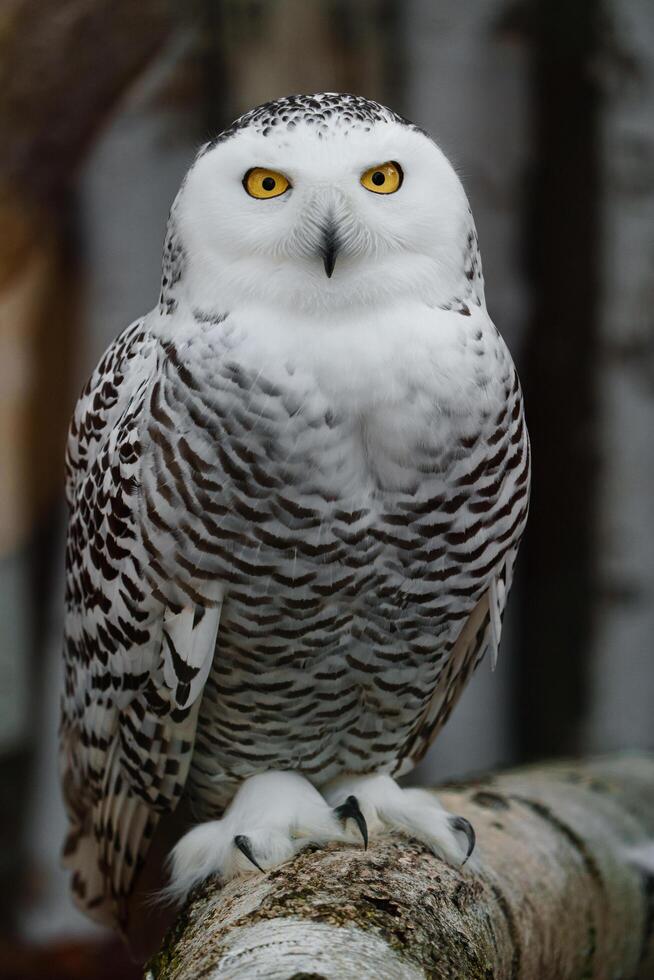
[243,168,291,199]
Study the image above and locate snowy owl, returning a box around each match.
[60,93,530,947]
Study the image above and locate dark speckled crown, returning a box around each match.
[206,92,417,148]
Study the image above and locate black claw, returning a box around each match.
[234,834,264,873]
[334,795,368,850]
[449,815,476,864]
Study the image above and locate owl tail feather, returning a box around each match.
[62,821,118,928]
[62,770,160,934]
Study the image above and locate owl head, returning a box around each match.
[161,93,482,317]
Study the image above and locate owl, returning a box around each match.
[60,93,529,947]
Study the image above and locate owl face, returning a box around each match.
[173,96,472,314]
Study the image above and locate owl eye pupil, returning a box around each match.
[262,176,276,191]
[371,171,385,186]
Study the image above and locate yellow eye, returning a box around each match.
[360,161,403,194]
[243,167,290,199]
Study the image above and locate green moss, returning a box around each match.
[144,892,197,979]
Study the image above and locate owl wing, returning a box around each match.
[395,360,531,773]
[395,543,519,775]
[60,318,220,931]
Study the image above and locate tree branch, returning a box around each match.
[145,754,654,979]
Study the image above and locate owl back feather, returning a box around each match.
[60,319,222,930]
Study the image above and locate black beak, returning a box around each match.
[320,222,339,278]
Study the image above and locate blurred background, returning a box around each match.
[0,0,652,976]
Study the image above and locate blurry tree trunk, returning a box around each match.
[147,755,654,980]
[0,0,176,557]
[516,0,602,759]
[0,0,176,931]
[402,0,530,782]
[584,1,654,754]
[199,0,400,132]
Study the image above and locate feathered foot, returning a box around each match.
[164,770,349,904]
[324,772,476,866]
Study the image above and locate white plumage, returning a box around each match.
[60,93,529,939]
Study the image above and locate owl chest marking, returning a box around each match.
[139,326,528,794]
[143,339,520,634]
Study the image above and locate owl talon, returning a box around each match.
[234,834,265,872]
[449,815,476,864]
[334,794,368,849]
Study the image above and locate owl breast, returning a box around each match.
[139,316,529,814]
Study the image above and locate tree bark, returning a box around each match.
[146,754,654,979]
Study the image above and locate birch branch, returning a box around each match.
[146,754,654,980]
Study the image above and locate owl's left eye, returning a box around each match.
[243,168,291,199]
[360,161,403,194]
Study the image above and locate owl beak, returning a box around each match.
[320,221,339,278]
